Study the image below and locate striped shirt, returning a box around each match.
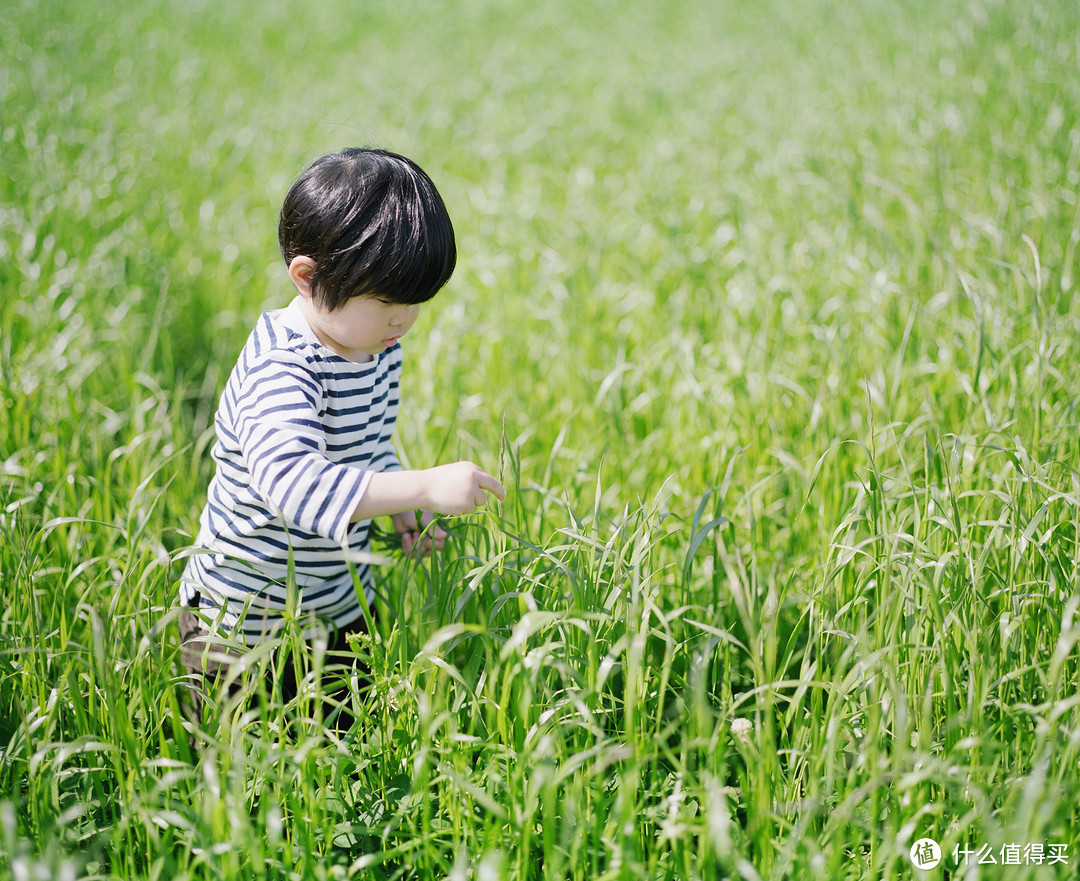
[179,296,402,643]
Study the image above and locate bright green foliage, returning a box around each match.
[2,0,1079,878]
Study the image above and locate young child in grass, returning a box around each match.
[178,148,505,703]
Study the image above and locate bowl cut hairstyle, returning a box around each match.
[278,148,457,310]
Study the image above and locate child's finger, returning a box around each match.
[393,510,420,532]
[479,473,507,501]
[418,511,447,546]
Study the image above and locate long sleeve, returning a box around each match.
[231,351,368,544]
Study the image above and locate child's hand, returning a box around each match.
[391,509,446,557]
[423,462,507,515]
[351,463,507,524]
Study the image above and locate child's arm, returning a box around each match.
[350,461,505,522]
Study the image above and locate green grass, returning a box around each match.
[3,0,1080,877]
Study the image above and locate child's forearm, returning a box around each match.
[350,470,431,521]
[350,461,506,522]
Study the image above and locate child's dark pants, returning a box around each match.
[178,596,373,734]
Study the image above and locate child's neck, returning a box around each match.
[295,297,375,363]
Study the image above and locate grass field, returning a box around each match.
[3,0,1080,877]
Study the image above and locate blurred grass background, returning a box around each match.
[2,0,1079,878]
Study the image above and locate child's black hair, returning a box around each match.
[278,148,456,310]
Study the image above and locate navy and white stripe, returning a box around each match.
[180,297,402,643]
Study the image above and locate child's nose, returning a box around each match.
[391,304,420,327]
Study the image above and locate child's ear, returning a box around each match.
[288,256,317,299]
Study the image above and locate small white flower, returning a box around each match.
[731,717,753,742]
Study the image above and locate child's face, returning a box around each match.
[290,256,421,362]
[304,292,421,362]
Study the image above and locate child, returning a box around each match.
[178,148,505,700]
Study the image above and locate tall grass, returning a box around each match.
[3,0,1079,877]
